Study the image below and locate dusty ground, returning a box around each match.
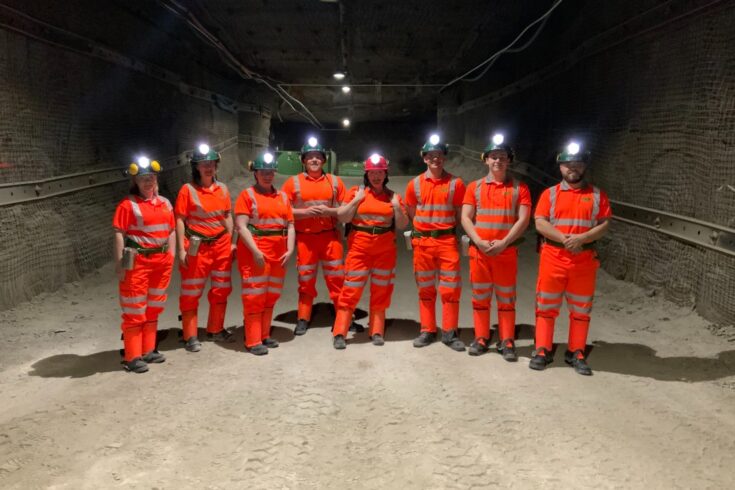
[1,176,734,489]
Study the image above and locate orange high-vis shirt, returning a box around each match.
[346,185,406,229]
[463,177,531,241]
[281,172,346,233]
[405,170,465,232]
[235,186,293,259]
[534,181,612,236]
[113,195,174,248]
[175,182,231,237]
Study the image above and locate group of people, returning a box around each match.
[112,133,610,376]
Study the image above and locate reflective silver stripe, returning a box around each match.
[347,270,370,276]
[566,292,594,302]
[537,291,563,299]
[476,209,516,216]
[190,209,226,219]
[269,277,285,284]
[415,270,437,277]
[182,278,207,285]
[246,188,259,221]
[298,264,317,271]
[439,280,461,289]
[355,213,392,223]
[568,303,592,314]
[417,278,436,287]
[251,218,288,226]
[298,274,315,282]
[127,235,168,246]
[180,290,202,296]
[303,199,331,206]
[344,280,367,287]
[371,278,393,286]
[413,176,421,202]
[210,271,231,278]
[120,295,146,303]
[472,292,492,301]
[475,222,513,229]
[592,186,600,226]
[129,223,171,233]
[472,282,493,289]
[549,185,557,225]
[186,218,223,228]
[148,288,167,295]
[416,204,454,211]
[323,270,343,276]
[122,306,146,314]
[371,268,393,276]
[243,275,268,283]
[321,260,343,267]
[211,281,231,288]
[448,177,457,203]
[147,300,166,308]
[536,302,562,310]
[440,270,460,277]
[242,287,266,294]
[128,197,145,228]
[414,216,455,223]
[266,286,282,294]
[495,295,516,304]
[494,284,516,293]
[553,218,596,227]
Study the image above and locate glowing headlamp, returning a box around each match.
[492,133,504,145]
[429,134,440,145]
[198,144,210,155]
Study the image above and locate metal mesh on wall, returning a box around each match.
[439,4,735,324]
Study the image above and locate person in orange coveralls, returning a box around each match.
[281,136,350,336]
[175,144,236,353]
[405,134,466,352]
[331,153,409,349]
[235,151,295,355]
[113,155,175,373]
[531,141,611,375]
[461,133,531,360]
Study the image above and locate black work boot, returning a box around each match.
[142,350,166,364]
[497,339,518,362]
[263,337,279,348]
[248,343,268,356]
[413,331,437,348]
[441,330,466,352]
[294,319,309,336]
[371,334,385,346]
[468,337,490,356]
[349,318,365,333]
[124,357,149,373]
[185,336,202,353]
[206,328,235,343]
[529,348,553,371]
[565,350,592,376]
[333,335,347,350]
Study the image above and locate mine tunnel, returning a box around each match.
[1,0,734,487]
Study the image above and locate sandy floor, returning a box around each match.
[1,176,734,489]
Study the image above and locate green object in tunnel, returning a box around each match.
[276,151,336,175]
[337,161,364,176]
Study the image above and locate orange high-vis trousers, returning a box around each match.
[179,233,233,337]
[469,246,518,342]
[295,230,344,321]
[534,245,599,355]
[333,232,396,337]
[412,236,461,332]
[119,253,173,361]
[237,243,286,348]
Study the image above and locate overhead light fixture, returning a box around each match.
[341,85,351,94]
[333,72,345,80]
[342,118,350,127]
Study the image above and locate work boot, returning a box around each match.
[529,348,552,371]
[263,337,279,348]
[206,328,235,343]
[349,319,365,333]
[124,357,149,374]
[142,350,166,364]
[468,337,489,356]
[441,330,466,352]
[413,331,436,348]
[248,343,268,356]
[371,334,385,346]
[565,350,592,376]
[333,335,347,350]
[497,339,518,362]
[294,319,309,336]
[185,336,202,353]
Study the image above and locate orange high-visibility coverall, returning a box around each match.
[405,171,466,332]
[235,186,293,348]
[463,177,531,343]
[175,182,233,340]
[534,181,612,355]
[333,186,406,337]
[281,172,346,321]
[113,195,175,362]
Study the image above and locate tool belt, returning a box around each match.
[543,238,596,251]
[470,236,526,249]
[185,227,226,243]
[412,227,456,239]
[351,224,394,235]
[124,239,169,255]
[248,225,287,237]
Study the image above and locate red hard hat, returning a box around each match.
[364,153,388,171]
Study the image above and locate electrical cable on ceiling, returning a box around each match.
[442,0,564,90]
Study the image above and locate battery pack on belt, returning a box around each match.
[185,227,226,243]
[544,238,596,251]
[124,239,169,255]
[412,227,457,239]
[351,224,394,235]
[248,225,288,237]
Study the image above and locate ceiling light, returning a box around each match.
[333,72,345,80]
[341,85,351,94]
[342,118,350,127]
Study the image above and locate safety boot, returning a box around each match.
[468,337,489,356]
[142,350,166,364]
[565,350,592,376]
[441,330,466,352]
[124,357,149,374]
[497,339,518,362]
[371,334,385,346]
[185,336,202,353]
[248,344,268,356]
[349,317,365,333]
[263,337,280,348]
[294,319,309,336]
[529,348,553,371]
[333,335,347,350]
[413,331,436,348]
[206,328,235,343]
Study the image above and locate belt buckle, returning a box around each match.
[371,225,379,234]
